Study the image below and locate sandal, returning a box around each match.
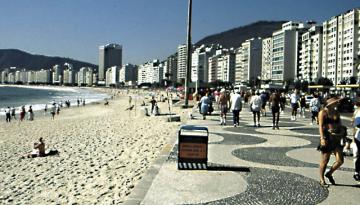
[319,181,329,188]
[325,172,336,185]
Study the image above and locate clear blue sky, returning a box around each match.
[0,0,359,65]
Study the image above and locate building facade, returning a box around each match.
[98,43,122,82]
[177,44,187,83]
[119,64,138,84]
[299,25,323,82]
[261,37,273,81]
[322,9,360,85]
[138,60,164,85]
[235,38,262,84]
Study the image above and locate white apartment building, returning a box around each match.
[299,25,323,82]
[235,38,262,84]
[322,8,360,85]
[63,69,75,85]
[208,55,219,83]
[78,67,93,86]
[217,50,236,84]
[52,64,63,84]
[15,69,27,83]
[35,69,51,84]
[27,71,36,84]
[138,60,164,85]
[119,64,138,84]
[191,44,218,83]
[177,44,187,82]
[271,21,307,82]
[1,70,9,83]
[106,66,120,86]
[261,37,273,81]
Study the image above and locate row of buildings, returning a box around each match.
[169,8,360,87]
[1,8,359,87]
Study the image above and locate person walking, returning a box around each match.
[200,92,211,120]
[230,90,242,127]
[260,92,268,117]
[300,95,306,118]
[309,93,320,125]
[11,107,16,120]
[290,89,300,121]
[318,97,345,186]
[28,106,34,121]
[5,107,11,122]
[19,106,26,121]
[280,92,286,114]
[50,103,56,120]
[219,89,230,125]
[270,90,281,129]
[250,90,262,127]
[352,101,360,181]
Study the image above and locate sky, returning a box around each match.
[0,0,359,65]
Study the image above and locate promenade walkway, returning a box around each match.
[125,105,360,205]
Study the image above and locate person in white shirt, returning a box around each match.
[5,107,11,122]
[290,89,300,121]
[230,90,242,127]
[249,90,262,127]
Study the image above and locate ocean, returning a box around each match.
[0,85,109,115]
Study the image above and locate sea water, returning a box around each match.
[0,85,109,115]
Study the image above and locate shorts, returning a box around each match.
[271,106,280,113]
[220,105,228,114]
[291,103,298,109]
[261,102,266,109]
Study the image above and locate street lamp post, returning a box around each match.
[184,0,192,107]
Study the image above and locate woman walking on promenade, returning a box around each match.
[318,97,345,186]
[250,90,262,127]
[270,90,280,130]
[219,89,230,125]
[290,89,300,121]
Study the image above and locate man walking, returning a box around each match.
[5,107,11,122]
[230,90,242,127]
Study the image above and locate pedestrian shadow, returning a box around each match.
[331,183,360,188]
[207,163,250,172]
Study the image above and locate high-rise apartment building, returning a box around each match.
[106,66,120,87]
[63,63,75,85]
[138,60,164,85]
[271,21,308,82]
[165,54,178,82]
[261,37,273,81]
[27,71,36,84]
[235,38,262,84]
[177,44,187,83]
[299,25,323,82]
[98,43,122,82]
[191,44,219,84]
[217,49,236,84]
[78,67,93,86]
[52,64,63,84]
[322,8,360,85]
[119,64,138,84]
[35,69,52,84]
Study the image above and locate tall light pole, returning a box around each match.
[184,0,192,107]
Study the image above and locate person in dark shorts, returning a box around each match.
[270,90,281,129]
[318,97,345,187]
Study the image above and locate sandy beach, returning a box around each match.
[0,89,186,204]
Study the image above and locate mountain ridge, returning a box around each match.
[0,49,97,72]
[195,20,287,48]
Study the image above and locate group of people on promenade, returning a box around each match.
[196,87,359,186]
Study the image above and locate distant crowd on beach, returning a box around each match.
[3,98,87,122]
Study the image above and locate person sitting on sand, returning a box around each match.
[27,138,46,158]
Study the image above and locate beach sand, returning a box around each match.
[0,90,188,204]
